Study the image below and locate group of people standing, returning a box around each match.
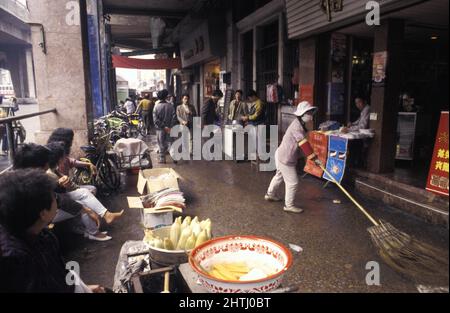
[152,88,267,164]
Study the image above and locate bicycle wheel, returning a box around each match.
[130,126,140,139]
[138,120,147,136]
[98,156,121,190]
[73,168,94,186]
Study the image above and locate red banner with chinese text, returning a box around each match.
[304,131,328,178]
[426,112,449,197]
[112,55,181,70]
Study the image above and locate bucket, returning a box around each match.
[147,226,191,266]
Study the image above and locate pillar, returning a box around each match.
[28,0,90,157]
[5,47,28,99]
[25,48,36,99]
[367,19,405,173]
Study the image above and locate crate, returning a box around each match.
[117,151,152,172]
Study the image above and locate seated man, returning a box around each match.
[0,169,106,292]
[343,97,370,132]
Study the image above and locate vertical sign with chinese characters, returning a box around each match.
[304,131,328,178]
[372,51,388,88]
[426,112,449,196]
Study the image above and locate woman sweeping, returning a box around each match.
[265,101,322,213]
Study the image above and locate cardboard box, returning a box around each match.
[127,197,174,230]
[137,168,181,195]
[131,168,182,229]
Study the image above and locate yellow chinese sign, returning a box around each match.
[426,112,449,196]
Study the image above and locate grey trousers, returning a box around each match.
[266,150,299,208]
[67,188,108,218]
[156,130,172,160]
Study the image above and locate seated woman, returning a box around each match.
[0,169,107,292]
[13,143,110,241]
[47,128,97,194]
[46,141,123,225]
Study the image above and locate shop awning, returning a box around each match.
[112,55,181,69]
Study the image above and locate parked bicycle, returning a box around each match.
[126,113,146,139]
[0,106,26,155]
[72,130,121,193]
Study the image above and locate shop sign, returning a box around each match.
[180,22,212,68]
[426,112,449,197]
[320,0,344,22]
[183,36,205,61]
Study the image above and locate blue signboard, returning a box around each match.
[323,135,348,184]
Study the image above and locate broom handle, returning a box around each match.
[319,164,380,227]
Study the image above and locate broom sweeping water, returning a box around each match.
[318,163,449,282]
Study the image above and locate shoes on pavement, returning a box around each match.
[283,206,304,214]
[84,232,112,241]
[265,194,282,202]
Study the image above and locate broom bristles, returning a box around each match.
[368,222,449,282]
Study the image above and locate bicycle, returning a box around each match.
[72,131,121,193]
[0,106,26,154]
[127,113,145,139]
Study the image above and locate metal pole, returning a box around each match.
[5,122,15,161]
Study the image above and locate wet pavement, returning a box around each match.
[61,135,449,293]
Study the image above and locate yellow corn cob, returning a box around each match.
[212,264,240,280]
[195,229,208,248]
[169,221,181,248]
[163,238,174,250]
[176,227,191,250]
[185,233,197,250]
[209,269,228,280]
[219,263,250,274]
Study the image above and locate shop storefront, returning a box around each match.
[203,60,221,99]
[286,0,448,180]
[235,0,296,127]
[179,19,226,113]
[285,0,448,222]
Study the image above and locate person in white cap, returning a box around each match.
[265,101,322,213]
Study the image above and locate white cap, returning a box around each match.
[294,101,318,117]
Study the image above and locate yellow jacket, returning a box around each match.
[248,98,265,123]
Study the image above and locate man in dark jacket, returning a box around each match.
[153,89,178,163]
[0,169,105,292]
[201,90,223,126]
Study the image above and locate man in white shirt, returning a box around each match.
[124,98,135,115]
[344,97,370,132]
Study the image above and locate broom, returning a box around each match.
[318,163,449,282]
